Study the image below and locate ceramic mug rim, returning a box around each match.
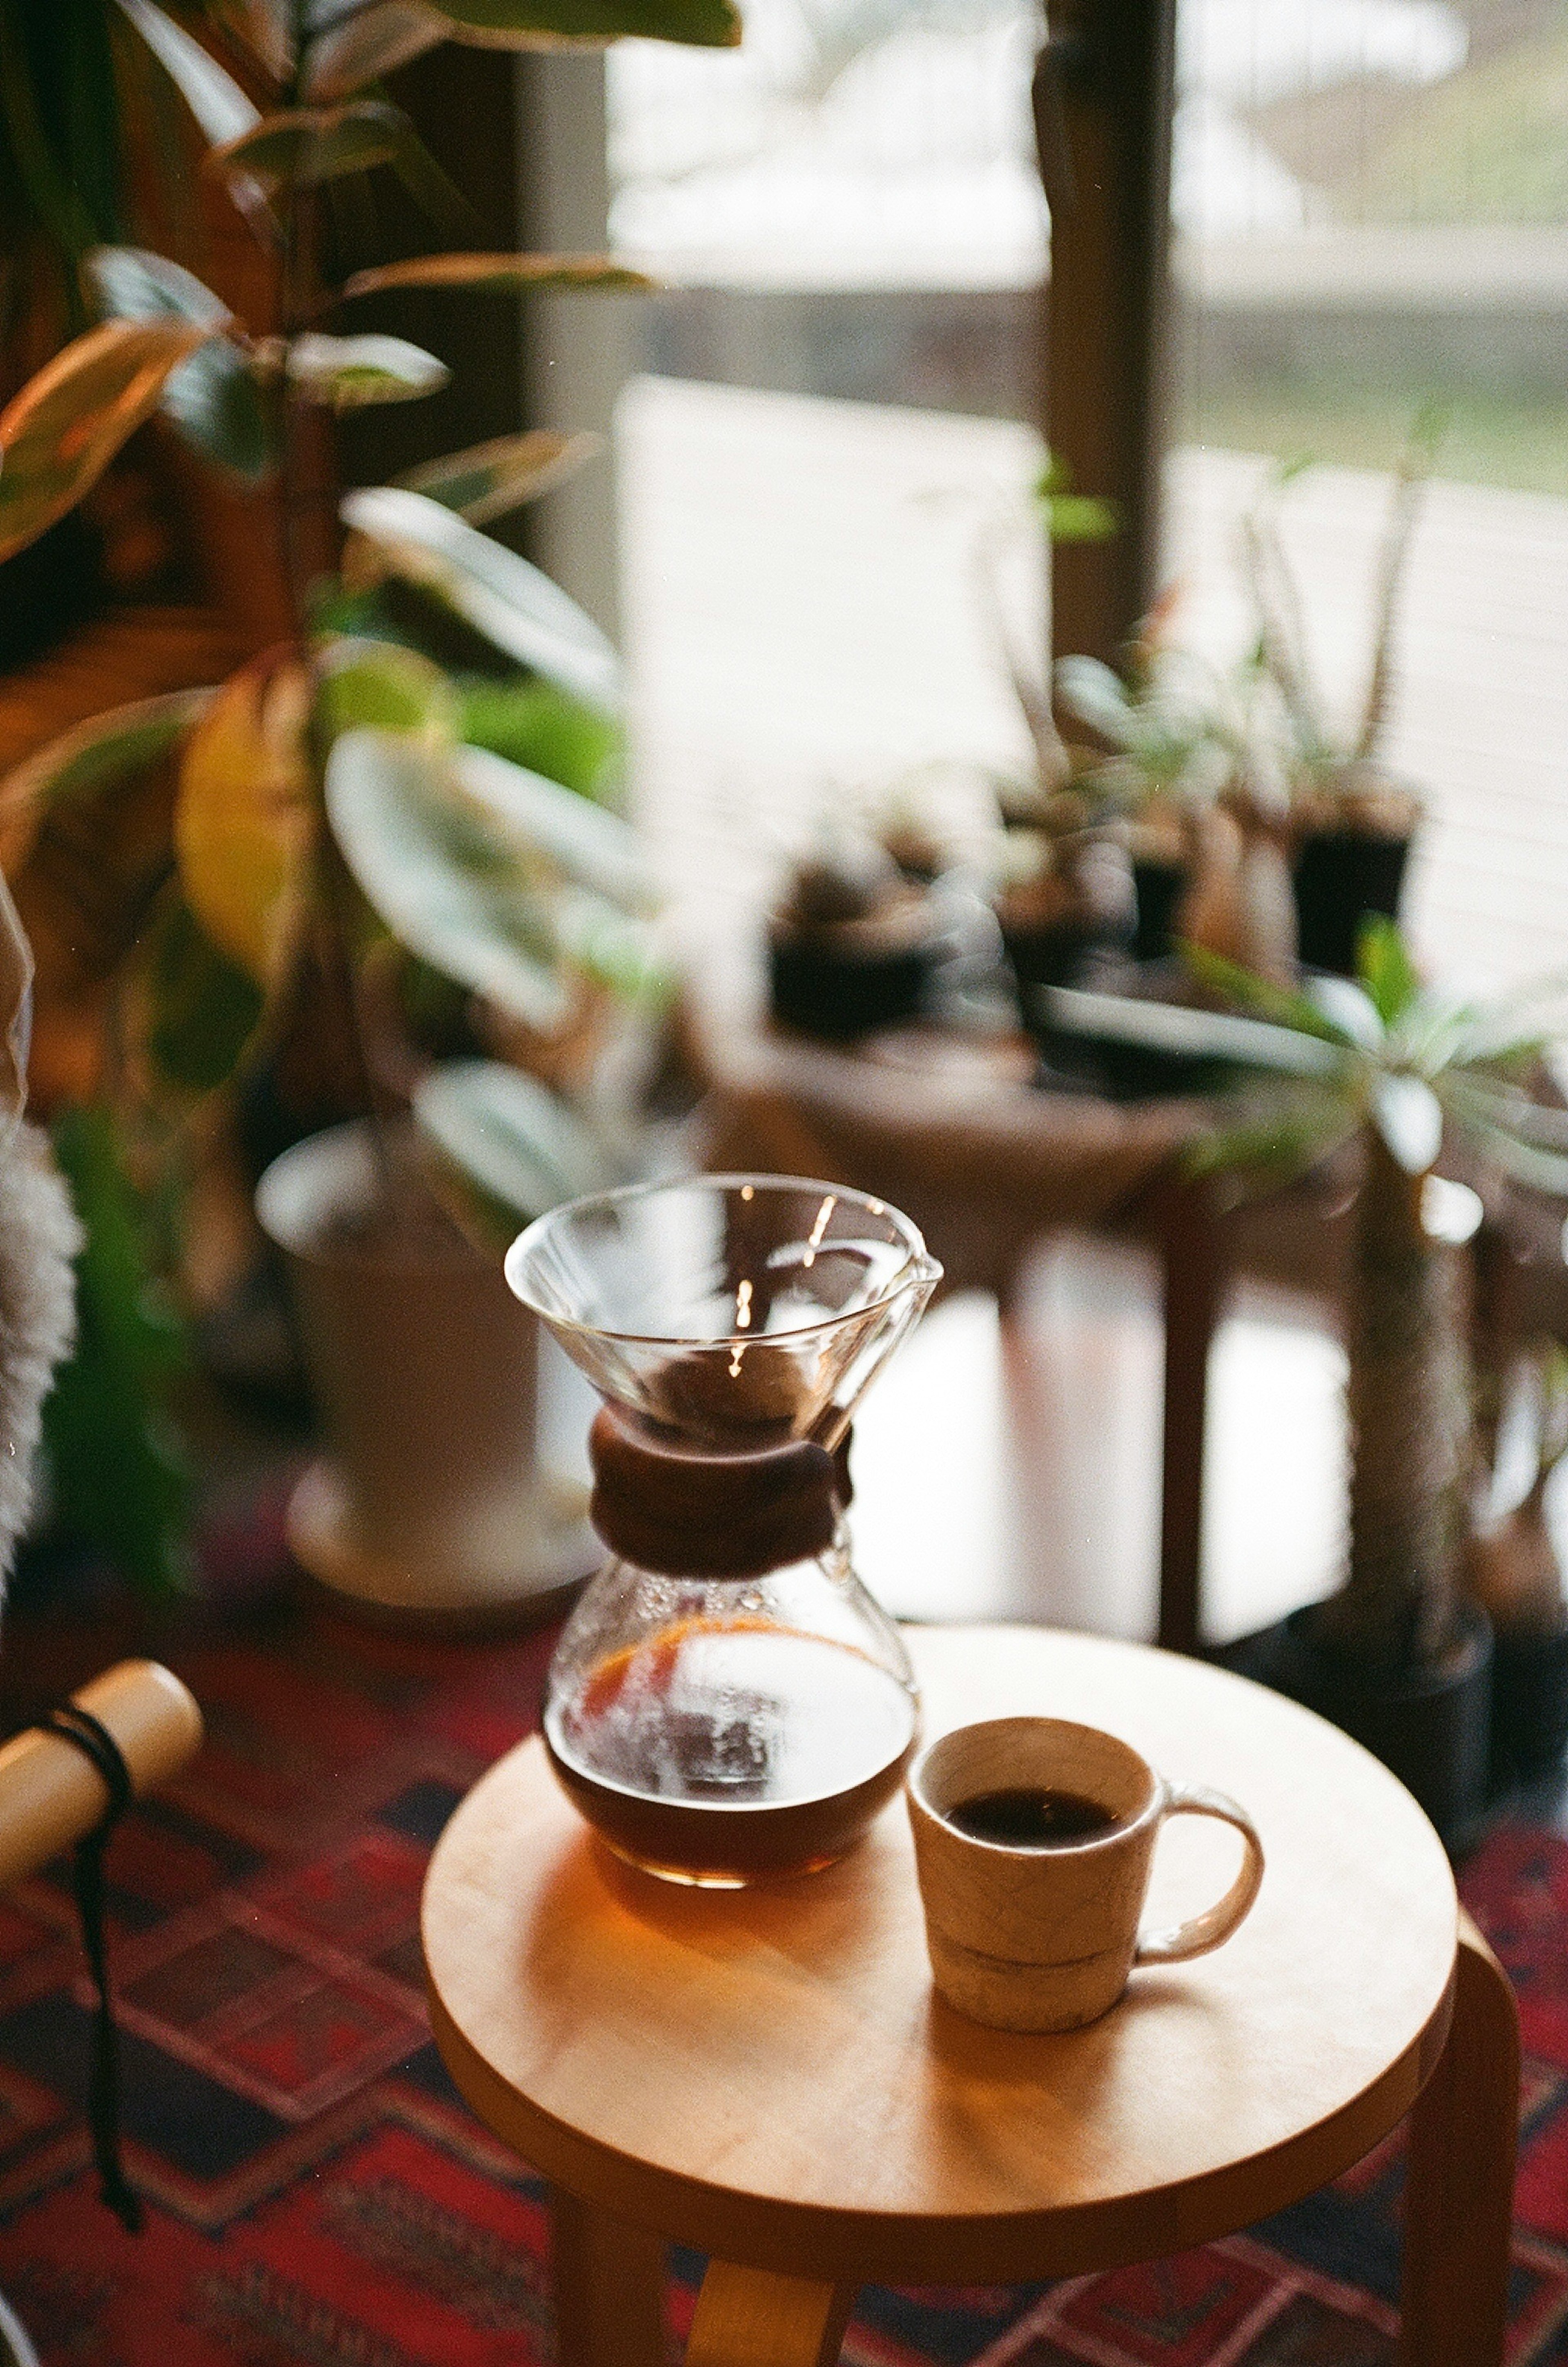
[907,1716,1165,1857]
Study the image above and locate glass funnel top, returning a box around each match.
[505,1175,940,1446]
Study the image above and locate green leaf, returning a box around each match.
[325,729,575,1030]
[163,339,276,479]
[341,485,620,708]
[85,245,230,331]
[1040,493,1118,545]
[210,100,407,192]
[326,729,657,1030]
[413,1058,607,1255]
[0,874,32,1133]
[1054,655,1135,741]
[421,0,740,46]
[1040,984,1342,1077]
[117,0,262,147]
[0,317,212,564]
[84,247,275,481]
[459,742,648,905]
[303,0,449,100]
[1371,1072,1443,1177]
[1357,916,1422,1027]
[1181,943,1355,1046]
[42,1102,193,1599]
[398,428,601,526]
[1305,973,1385,1052]
[287,332,450,410]
[344,252,652,299]
[460,676,621,800]
[0,689,208,816]
[317,637,460,744]
[145,899,265,1094]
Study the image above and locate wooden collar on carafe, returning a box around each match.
[587,1404,854,1578]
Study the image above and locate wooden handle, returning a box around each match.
[0,1660,203,1892]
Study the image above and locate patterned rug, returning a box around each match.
[0,1577,1566,2367]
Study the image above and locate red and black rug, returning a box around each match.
[0,1578,1566,2367]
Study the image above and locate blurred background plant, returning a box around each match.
[0,0,740,1597]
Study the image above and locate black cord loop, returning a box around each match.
[38,1705,142,2233]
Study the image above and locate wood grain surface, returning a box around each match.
[423,1625,1457,2283]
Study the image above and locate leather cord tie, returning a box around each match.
[38,1705,142,2234]
[589,1404,853,1578]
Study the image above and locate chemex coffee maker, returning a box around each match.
[505,1176,941,1886]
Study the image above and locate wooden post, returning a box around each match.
[688,2265,856,2367]
[1397,1911,1519,2367]
[1158,1171,1225,1654]
[552,2190,667,2367]
[1035,0,1177,664]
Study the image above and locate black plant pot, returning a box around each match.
[1489,1625,1568,1786]
[1292,827,1413,977]
[768,925,938,1040]
[1131,857,1185,965]
[1222,1602,1493,1851]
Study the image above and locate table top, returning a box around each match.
[423,1625,1457,2283]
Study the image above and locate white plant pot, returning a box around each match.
[256,1120,595,1622]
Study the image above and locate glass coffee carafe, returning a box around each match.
[505,1176,941,1885]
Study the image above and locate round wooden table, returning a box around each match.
[423,1626,1518,2367]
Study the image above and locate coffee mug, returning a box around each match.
[906,1716,1265,2033]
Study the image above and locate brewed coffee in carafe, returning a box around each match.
[505,1177,940,1885]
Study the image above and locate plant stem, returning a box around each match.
[1319,1128,1471,1670]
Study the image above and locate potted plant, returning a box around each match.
[970,458,1136,1007]
[1241,429,1438,976]
[1054,641,1296,982]
[1043,920,1568,1841]
[0,0,739,1614]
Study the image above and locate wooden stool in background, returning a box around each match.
[423,1626,1519,2367]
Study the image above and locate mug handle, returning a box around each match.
[1134,1784,1265,1965]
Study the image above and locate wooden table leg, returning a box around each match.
[552,2189,667,2367]
[1397,1910,1520,2367]
[687,2263,857,2367]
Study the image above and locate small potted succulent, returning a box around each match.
[1044,920,1568,1841]
[1241,432,1437,975]
[767,823,951,1040]
[0,0,737,1612]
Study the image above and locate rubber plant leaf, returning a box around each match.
[344,253,652,298]
[1306,973,1385,1052]
[325,727,573,1030]
[0,690,209,875]
[210,102,408,192]
[396,428,601,526]
[419,0,741,45]
[341,485,620,708]
[1040,493,1118,545]
[457,744,648,907]
[303,0,450,98]
[43,1102,193,1600]
[459,677,622,803]
[145,897,266,1094]
[287,332,450,410]
[316,637,460,746]
[413,1057,608,1255]
[0,317,213,564]
[0,873,32,1145]
[175,649,315,988]
[84,247,274,482]
[116,0,261,146]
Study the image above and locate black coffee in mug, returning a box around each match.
[946,1786,1121,1848]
